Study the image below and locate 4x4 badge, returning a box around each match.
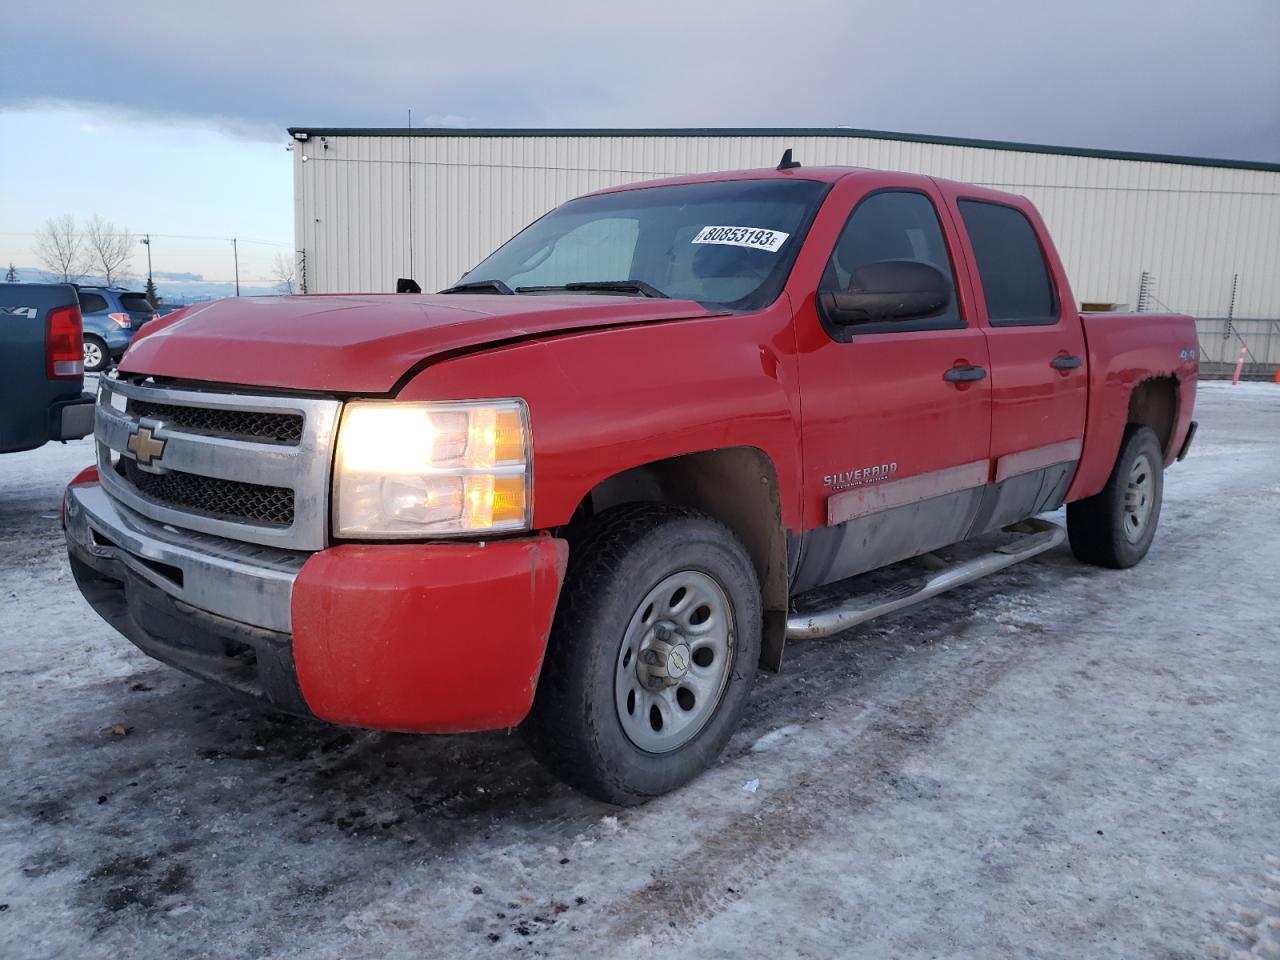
[126,425,166,466]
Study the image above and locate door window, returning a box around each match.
[957,200,1059,326]
[820,191,963,335]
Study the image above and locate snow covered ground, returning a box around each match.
[1,381,1278,959]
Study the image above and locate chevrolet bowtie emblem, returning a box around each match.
[126,425,167,466]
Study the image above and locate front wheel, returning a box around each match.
[523,504,761,805]
[83,335,110,373]
[1067,425,1164,569]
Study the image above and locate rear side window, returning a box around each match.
[78,293,108,313]
[119,293,156,315]
[958,200,1058,326]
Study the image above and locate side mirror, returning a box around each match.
[820,260,951,325]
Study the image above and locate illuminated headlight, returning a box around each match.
[333,400,531,538]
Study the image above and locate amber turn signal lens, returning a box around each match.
[490,475,527,524]
[493,408,527,464]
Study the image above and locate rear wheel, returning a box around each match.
[83,336,109,373]
[523,503,760,805]
[1067,425,1164,568]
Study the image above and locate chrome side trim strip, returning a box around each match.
[994,438,1083,483]
[65,483,304,634]
[827,459,990,526]
[786,519,1065,639]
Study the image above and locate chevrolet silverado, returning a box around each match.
[63,157,1198,803]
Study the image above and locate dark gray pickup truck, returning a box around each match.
[1,283,96,454]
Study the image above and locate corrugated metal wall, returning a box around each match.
[292,132,1280,319]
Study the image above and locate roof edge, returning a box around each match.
[284,126,1280,174]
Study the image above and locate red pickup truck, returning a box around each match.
[64,157,1198,803]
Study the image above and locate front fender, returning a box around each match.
[395,301,805,532]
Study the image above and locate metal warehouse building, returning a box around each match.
[288,127,1280,372]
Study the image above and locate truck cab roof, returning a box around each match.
[586,163,1030,207]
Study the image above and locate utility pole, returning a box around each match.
[140,234,159,307]
[232,237,240,296]
[407,108,415,285]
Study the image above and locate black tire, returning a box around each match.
[83,335,110,373]
[523,503,761,805]
[1067,425,1164,569]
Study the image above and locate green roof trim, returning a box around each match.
[285,125,1280,174]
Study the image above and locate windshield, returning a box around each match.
[459,178,829,310]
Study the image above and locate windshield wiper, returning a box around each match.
[439,279,515,295]
[514,280,670,299]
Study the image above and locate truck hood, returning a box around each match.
[120,293,725,394]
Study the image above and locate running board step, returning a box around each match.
[785,519,1066,640]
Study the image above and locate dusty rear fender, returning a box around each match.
[1068,313,1198,502]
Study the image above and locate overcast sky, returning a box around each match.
[2,0,1276,290]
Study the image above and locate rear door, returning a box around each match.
[790,180,993,592]
[941,187,1088,531]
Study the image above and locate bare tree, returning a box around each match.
[272,252,297,295]
[84,215,134,286]
[4,263,17,282]
[33,215,90,283]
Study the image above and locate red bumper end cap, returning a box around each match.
[291,536,569,733]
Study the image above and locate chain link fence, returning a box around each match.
[1195,317,1280,380]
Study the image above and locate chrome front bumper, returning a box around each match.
[64,482,307,634]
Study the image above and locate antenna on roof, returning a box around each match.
[777,148,801,171]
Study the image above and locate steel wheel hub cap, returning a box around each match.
[636,630,692,686]
[615,570,735,754]
[1122,453,1154,543]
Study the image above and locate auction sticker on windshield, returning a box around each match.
[692,226,789,253]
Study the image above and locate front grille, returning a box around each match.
[97,379,339,550]
[127,399,303,445]
[121,460,295,526]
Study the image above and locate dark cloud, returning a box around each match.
[3,0,1277,160]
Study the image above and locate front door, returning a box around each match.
[791,185,993,592]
